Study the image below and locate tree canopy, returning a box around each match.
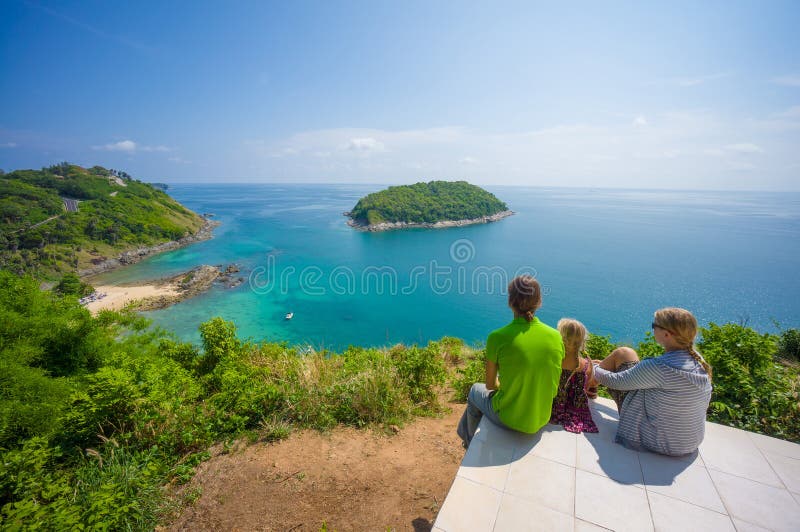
[0,164,204,279]
[349,181,508,225]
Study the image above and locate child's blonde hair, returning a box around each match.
[558,318,587,354]
[653,307,712,381]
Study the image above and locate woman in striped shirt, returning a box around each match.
[591,308,713,456]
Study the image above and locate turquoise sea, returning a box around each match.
[93,185,800,350]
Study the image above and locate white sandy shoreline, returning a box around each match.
[84,283,180,314]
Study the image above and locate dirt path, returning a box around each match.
[9,214,62,234]
[168,401,465,531]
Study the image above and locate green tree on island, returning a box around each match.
[349,181,509,226]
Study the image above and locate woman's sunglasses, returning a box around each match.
[652,322,675,334]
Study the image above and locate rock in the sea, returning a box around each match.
[178,265,221,293]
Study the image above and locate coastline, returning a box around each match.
[78,217,221,278]
[84,264,243,315]
[84,283,180,314]
[345,209,514,232]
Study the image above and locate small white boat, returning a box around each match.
[285,312,294,320]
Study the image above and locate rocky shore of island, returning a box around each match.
[78,216,221,278]
[345,209,514,232]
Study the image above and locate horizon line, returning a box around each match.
[152,181,800,194]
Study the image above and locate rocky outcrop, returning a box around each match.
[79,218,220,278]
[218,264,245,288]
[134,265,222,311]
[346,210,515,232]
[127,263,244,311]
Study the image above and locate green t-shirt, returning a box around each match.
[487,317,564,433]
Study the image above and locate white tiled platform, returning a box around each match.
[434,397,800,532]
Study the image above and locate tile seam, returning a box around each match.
[644,487,730,516]
[705,464,788,491]
[746,433,792,493]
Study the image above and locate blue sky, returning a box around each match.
[1,1,799,189]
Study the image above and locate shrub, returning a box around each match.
[54,272,93,297]
[584,333,617,360]
[207,360,284,433]
[0,361,72,447]
[73,443,165,531]
[450,349,485,402]
[0,271,104,376]
[390,341,447,411]
[700,323,799,441]
[197,317,241,380]
[0,438,82,530]
[778,328,800,361]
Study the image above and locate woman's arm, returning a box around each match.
[485,360,500,390]
[592,359,663,391]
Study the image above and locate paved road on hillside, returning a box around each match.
[62,198,79,212]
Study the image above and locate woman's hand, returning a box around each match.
[585,358,599,399]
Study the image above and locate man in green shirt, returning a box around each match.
[457,275,564,447]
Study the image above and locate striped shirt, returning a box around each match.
[593,350,712,456]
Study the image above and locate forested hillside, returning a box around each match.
[348,181,509,226]
[0,163,204,279]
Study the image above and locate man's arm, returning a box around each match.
[485,360,500,390]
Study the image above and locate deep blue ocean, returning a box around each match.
[92,185,800,350]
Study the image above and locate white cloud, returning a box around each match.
[168,156,191,164]
[0,142,17,148]
[91,140,171,153]
[725,143,763,154]
[633,115,647,126]
[771,75,800,87]
[94,139,137,152]
[238,112,799,189]
[345,137,385,152]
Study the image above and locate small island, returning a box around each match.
[345,180,513,232]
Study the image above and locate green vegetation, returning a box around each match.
[349,180,508,225]
[0,272,462,529]
[0,271,797,528]
[0,163,204,279]
[53,272,94,297]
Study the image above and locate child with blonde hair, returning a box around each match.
[592,307,712,456]
[549,318,598,433]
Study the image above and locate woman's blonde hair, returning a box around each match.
[653,307,712,381]
[558,318,587,354]
[507,275,542,322]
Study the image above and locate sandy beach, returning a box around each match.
[82,264,234,315]
[84,283,180,314]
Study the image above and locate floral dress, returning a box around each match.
[549,358,598,433]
